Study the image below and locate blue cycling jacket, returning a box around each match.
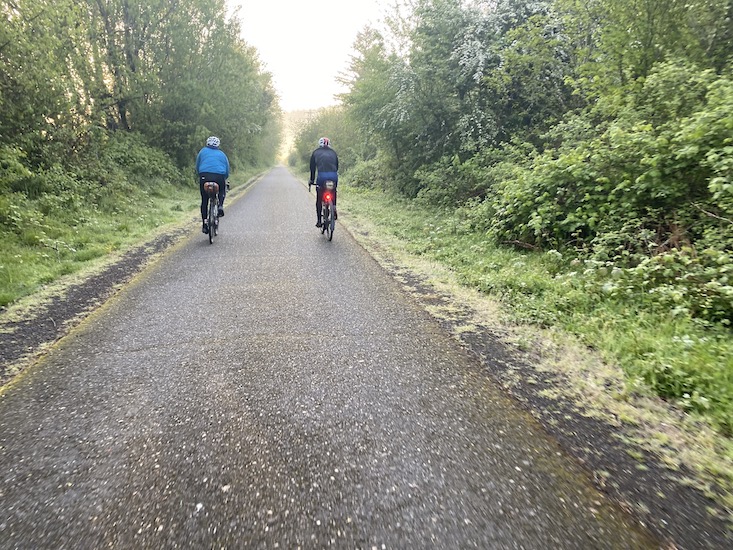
[196,146,230,177]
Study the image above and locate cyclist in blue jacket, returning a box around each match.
[196,136,230,234]
[308,137,339,227]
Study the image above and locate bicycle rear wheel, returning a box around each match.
[323,205,332,240]
[328,205,335,241]
[208,197,216,244]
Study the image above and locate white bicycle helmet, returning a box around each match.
[206,136,221,148]
[318,137,330,148]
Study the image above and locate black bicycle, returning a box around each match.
[203,181,220,244]
[309,180,337,241]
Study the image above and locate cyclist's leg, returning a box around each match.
[200,172,225,229]
[216,174,226,215]
[315,186,323,226]
[198,175,209,231]
[316,174,337,218]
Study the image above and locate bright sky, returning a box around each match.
[229,0,388,112]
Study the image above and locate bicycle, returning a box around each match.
[203,181,220,244]
[319,180,336,241]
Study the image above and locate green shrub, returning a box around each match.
[103,131,184,185]
[671,78,733,213]
[0,146,32,194]
[344,156,391,189]
[612,248,733,326]
[487,65,733,257]
[414,156,487,207]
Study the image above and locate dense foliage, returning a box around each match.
[1,0,280,170]
[1,0,281,304]
[292,0,733,432]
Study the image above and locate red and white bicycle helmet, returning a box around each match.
[318,137,330,148]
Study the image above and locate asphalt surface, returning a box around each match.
[0,167,658,548]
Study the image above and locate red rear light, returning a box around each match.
[324,193,332,202]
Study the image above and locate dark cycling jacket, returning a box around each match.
[310,147,339,183]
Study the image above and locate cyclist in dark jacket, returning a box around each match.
[196,136,230,234]
[308,137,339,227]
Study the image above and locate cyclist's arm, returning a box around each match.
[195,150,203,174]
[309,153,317,183]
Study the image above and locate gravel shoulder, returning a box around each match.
[1,178,731,548]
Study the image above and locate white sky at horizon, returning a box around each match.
[228,0,389,112]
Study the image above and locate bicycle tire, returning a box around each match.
[324,205,331,239]
[208,197,215,244]
[328,205,335,241]
[321,205,327,234]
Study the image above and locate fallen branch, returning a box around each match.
[502,240,540,250]
[692,203,733,225]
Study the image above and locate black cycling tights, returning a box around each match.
[199,172,227,220]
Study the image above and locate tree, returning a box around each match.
[558,0,733,94]
[1,0,87,164]
[481,12,578,147]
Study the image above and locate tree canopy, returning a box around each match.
[1,0,280,175]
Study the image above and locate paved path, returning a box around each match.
[0,167,657,548]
